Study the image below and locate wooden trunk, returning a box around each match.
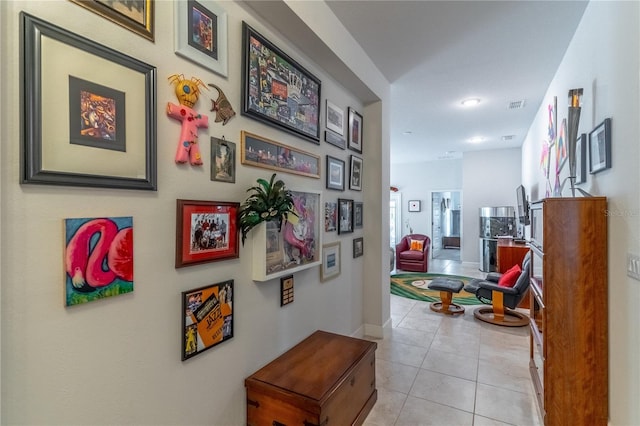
[245,330,377,426]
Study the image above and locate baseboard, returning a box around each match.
[362,317,392,339]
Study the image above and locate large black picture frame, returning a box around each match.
[20,13,157,190]
[241,22,321,144]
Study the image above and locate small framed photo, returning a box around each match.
[174,0,228,77]
[349,155,363,191]
[354,202,363,229]
[326,100,344,136]
[575,133,587,184]
[353,237,364,258]
[348,107,363,153]
[280,275,294,306]
[325,201,337,232]
[589,118,612,174]
[338,198,354,234]
[176,200,240,268]
[182,279,234,361]
[211,137,235,183]
[320,241,341,282]
[408,200,421,212]
[326,155,345,191]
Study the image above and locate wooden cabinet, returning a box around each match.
[245,330,377,426]
[528,197,608,425]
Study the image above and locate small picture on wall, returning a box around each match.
[325,201,337,232]
[353,237,364,258]
[354,202,363,228]
[211,137,235,183]
[338,198,354,234]
[408,200,421,212]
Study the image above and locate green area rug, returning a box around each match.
[390,273,483,305]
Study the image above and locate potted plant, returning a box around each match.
[238,173,297,245]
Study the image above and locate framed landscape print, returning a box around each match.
[182,280,234,360]
[325,100,344,136]
[348,107,363,153]
[211,137,235,183]
[242,22,321,143]
[174,0,228,77]
[20,13,157,190]
[338,198,354,234]
[175,200,240,268]
[349,155,363,191]
[326,155,345,191]
[320,241,341,282]
[70,0,154,41]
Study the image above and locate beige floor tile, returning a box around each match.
[377,339,429,368]
[387,326,434,348]
[421,348,478,381]
[395,396,474,426]
[431,332,481,358]
[397,314,442,334]
[376,359,419,394]
[409,369,476,413]
[362,387,407,426]
[472,414,515,426]
[477,359,534,395]
[474,383,541,426]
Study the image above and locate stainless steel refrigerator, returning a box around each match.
[478,207,517,272]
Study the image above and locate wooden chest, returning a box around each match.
[245,330,377,426]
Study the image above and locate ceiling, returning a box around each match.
[326,0,588,163]
[242,1,589,164]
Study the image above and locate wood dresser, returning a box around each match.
[245,330,377,426]
[528,197,608,425]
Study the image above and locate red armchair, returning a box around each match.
[395,234,430,272]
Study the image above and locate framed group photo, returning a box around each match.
[348,107,363,153]
[182,279,234,360]
[242,22,321,143]
[326,155,345,191]
[20,13,157,191]
[338,198,354,234]
[175,200,240,268]
[589,118,612,174]
[320,241,341,282]
[174,0,228,77]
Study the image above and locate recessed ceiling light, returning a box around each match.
[461,98,481,107]
[468,136,484,143]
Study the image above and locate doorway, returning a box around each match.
[431,191,461,261]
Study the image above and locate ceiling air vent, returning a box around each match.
[502,135,516,141]
[508,100,526,110]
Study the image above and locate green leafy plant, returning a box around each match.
[238,173,297,245]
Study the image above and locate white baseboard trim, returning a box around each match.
[362,317,392,339]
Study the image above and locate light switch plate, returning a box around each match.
[627,254,640,281]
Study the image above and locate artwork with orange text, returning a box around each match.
[182,280,234,360]
[65,217,133,306]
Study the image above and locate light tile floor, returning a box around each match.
[364,259,542,426]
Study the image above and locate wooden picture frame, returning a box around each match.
[349,155,363,191]
[182,280,233,360]
[325,201,337,232]
[589,118,612,174]
[211,137,235,183]
[353,237,364,258]
[252,190,322,281]
[175,200,239,268]
[338,198,354,234]
[174,0,228,77]
[326,100,344,136]
[320,241,341,282]
[241,130,320,179]
[408,200,421,212]
[354,202,363,229]
[20,13,157,191]
[348,107,363,153]
[70,0,154,41]
[575,133,587,184]
[241,22,321,143]
[326,155,345,191]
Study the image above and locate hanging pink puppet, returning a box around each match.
[167,74,209,165]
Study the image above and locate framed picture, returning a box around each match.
[20,13,157,191]
[349,155,363,191]
[348,107,363,153]
[326,155,345,191]
[338,198,354,234]
[241,130,320,179]
[354,202,363,229]
[408,200,421,212]
[241,22,321,144]
[575,133,587,184]
[325,201,337,232]
[326,100,344,136]
[175,200,240,268]
[182,280,233,361]
[252,190,322,281]
[64,216,134,307]
[320,241,341,282]
[353,237,364,258]
[325,130,346,150]
[174,0,228,77]
[589,118,612,174]
[70,0,154,41]
[211,137,235,183]
[280,275,294,306]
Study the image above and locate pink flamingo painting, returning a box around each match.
[65,217,133,306]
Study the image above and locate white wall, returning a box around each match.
[521,2,640,424]
[0,1,389,424]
